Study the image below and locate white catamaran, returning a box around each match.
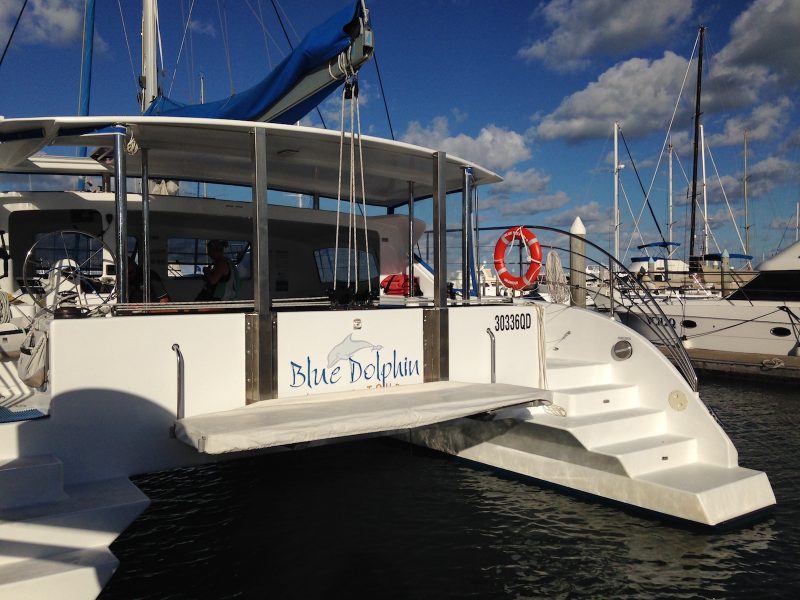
[0,2,775,598]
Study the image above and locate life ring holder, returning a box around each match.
[493,226,542,290]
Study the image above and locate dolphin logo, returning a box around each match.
[327,334,383,368]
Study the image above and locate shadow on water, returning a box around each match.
[101,377,800,600]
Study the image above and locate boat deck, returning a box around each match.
[174,381,552,454]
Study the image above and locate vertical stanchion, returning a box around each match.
[570,217,587,308]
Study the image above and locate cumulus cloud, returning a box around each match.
[402,117,531,171]
[491,167,550,196]
[706,97,792,147]
[487,192,571,217]
[714,0,800,87]
[189,19,216,37]
[541,200,613,233]
[518,0,693,72]
[0,0,82,47]
[536,52,691,142]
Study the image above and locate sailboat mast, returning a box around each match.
[140,0,159,112]
[700,124,708,255]
[668,140,673,250]
[743,129,750,260]
[688,26,705,270]
[613,121,621,261]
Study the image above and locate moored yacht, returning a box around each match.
[0,3,776,599]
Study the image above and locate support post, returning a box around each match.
[114,127,129,302]
[570,217,586,308]
[141,148,151,302]
[407,182,415,297]
[425,152,448,382]
[461,168,471,301]
[474,186,481,301]
[249,126,273,403]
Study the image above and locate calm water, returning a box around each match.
[101,377,800,599]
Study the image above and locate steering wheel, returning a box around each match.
[22,230,117,314]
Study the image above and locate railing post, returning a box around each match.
[569,217,586,308]
[113,125,129,302]
[172,343,184,420]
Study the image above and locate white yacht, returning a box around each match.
[618,241,800,378]
[0,4,775,599]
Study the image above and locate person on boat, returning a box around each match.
[128,256,170,303]
[195,239,239,301]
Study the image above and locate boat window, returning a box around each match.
[681,319,697,329]
[28,231,109,279]
[770,327,791,337]
[314,248,378,282]
[166,238,251,279]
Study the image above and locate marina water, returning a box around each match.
[101,376,799,599]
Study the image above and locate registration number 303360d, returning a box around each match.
[494,313,532,332]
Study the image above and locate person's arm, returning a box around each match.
[203,258,230,285]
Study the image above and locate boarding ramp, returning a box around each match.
[174,381,551,454]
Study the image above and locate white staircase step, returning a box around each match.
[637,463,777,525]
[545,358,611,389]
[0,547,118,600]
[0,455,67,510]
[0,477,149,567]
[533,406,666,448]
[591,434,697,477]
[551,383,639,417]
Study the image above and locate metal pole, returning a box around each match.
[407,182,415,297]
[433,152,447,308]
[474,185,481,301]
[744,130,750,262]
[668,141,673,248]
[613,121,620,261]
[141,0,159,112]
[77,0,95,186]
[461,168,471,301]
[141,148,151,302]
[689,26,705,269]
[251,127,272,402]
[114,127,129,302]
[700,124,708,257]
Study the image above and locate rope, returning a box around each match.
[681,308,783,340]
[372,53,395,140]
[544,250,569,304]
[761,357,785,370]
[354,78,371,294]
[0,292,11,324]
[333,83,348,291]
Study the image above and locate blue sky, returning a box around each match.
[1,0,799,264]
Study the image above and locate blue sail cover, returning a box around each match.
[145,1,363,123]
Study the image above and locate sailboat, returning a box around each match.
[614,28,800,379]
[0,5,774,598]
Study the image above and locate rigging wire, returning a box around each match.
[115,0,139,92]
[619,129,666,243]
[0,0,28,71]
[269,0,327,128]
[243,0,279,69]
[216,0,236,95]
[372,52,395,140]
[704,139,748,254]
[166,0,197,98]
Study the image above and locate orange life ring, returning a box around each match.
[493,226,542,290]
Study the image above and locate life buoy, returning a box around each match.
[493,226,542,290]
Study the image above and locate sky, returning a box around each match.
[1,0,799,265]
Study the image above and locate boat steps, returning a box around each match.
[0,474,149,568]
[550,383,639,416]
[0,547,118,600]
[532,406,666,448]
[0,455,68,509]
[590,433,697,477]
[545,358,612,389]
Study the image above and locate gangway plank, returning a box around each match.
[174,381,552,454]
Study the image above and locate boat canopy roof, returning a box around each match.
[0,116,501,208]
[703,253,753,261]
[144,0,367,124]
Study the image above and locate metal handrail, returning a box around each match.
[486,328,496,383]
[172,343,185,420]
[424,225,699,391]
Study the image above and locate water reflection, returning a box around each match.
[101,376,800,599]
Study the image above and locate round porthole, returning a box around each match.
[770,327,791,337]
[612,340,633,360]
[681,319,697,329]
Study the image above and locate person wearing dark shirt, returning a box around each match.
[128,257,170,303]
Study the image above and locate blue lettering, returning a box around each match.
[290,361,306,388]
[349,358,363,382]
[330,366,341,384]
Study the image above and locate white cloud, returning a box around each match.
[402,117,531,171]
[537,52,691,141]
[542,200,612,233]
[714,0,800,87]
[706,97,792,147]
[746,156,800,198]
[519,0,693,72]
[492,192,571,216]
[189,19,216,37]
[491,167,550,196]
[0,0,83,47]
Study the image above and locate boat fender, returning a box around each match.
[493,226,542,290]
